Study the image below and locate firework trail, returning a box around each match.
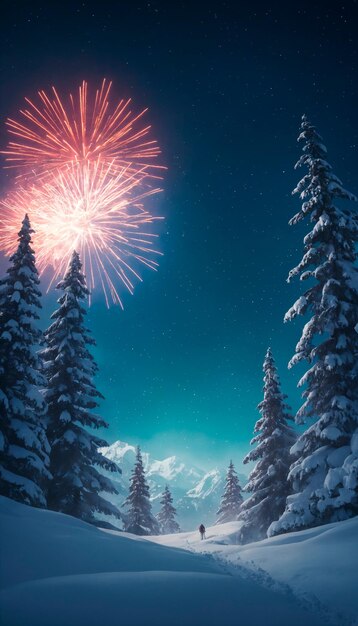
[0,81,164,306]
[0,161,162,307]
[3,79,164,182]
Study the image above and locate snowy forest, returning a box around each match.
[1,115,357,544]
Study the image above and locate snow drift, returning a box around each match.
[0,496,342,626]
[154,517,358,625]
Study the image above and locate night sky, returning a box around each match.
[1,1,357,470]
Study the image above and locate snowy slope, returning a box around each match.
[0,496,330,626]
[152,517,358,625]
[99,440,246,529]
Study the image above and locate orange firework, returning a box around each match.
[0,160,163,307]
[3,79,164,182]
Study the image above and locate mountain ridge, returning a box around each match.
[99,440,247,530]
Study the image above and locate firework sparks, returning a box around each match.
[0,161,163,307]
[3,79,164,182]
[0,80,165,306]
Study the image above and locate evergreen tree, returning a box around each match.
[270,116,358,535]
[0,215,50,507]
[42,251,120,523]
[123,446,159,535]
[238,348,296,543]
[157,484,180,534]
[216,461,243,524]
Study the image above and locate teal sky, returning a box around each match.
[1,2,357,471]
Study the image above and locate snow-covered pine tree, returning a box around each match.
[269,116,358,536]
[238,348,296,543]
[157,484,180,534]
[0,215,51,507]
[123,446,159,535]
[216,460,243,524]
[42,251,120,524]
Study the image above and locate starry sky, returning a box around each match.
[0,1,357,470]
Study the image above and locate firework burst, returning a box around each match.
[0,161,163,307]
[3,79,164,182]
[0,80,165,306]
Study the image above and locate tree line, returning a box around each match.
[0,211,181,535]
[0,115,357,542]
[214,115,358,542]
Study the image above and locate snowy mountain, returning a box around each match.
[99,440,247,530]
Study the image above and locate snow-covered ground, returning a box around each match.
[1,496,357,626]
[152,518,358,625]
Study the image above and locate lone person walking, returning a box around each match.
[199,523,206,540]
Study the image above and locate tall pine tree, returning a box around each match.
[0,215,50,507]
[42,251,120,523]
[216,461,243,524]
[270,116,358,535]
[157,485,180,534]
[238,348,296,543]
[123,446,159,535]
